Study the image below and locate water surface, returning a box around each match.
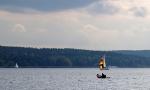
[0,68,150,90]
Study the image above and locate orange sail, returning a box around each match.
[98,55,106,70]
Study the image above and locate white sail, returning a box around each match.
[15,63,19,68]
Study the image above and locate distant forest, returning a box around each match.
[0,46,150,68]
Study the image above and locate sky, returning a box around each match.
[0,0,150,50]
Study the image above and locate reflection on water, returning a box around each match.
[0,68,150,90]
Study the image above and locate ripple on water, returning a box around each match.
[0,68,150,90]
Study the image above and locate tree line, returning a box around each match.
[0,46,150,68]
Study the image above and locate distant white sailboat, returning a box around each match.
[15,63,19,68]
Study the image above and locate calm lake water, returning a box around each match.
[0,68,150,90]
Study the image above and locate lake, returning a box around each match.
[0,68,150,90]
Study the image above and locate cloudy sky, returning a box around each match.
[1,0,150,50]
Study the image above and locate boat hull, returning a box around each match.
[97,76,110,79]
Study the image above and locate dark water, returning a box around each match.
[0,68,150,90]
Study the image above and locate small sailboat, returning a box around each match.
[15,63,19,68]
[97,55,110,78]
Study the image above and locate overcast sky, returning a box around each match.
[1,0,150,50]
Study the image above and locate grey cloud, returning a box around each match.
[130,7,147,17]
[0,0,98,13]
[87,0,119,15]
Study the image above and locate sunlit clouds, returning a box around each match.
[12,24,26,32]
[1,0,150,50]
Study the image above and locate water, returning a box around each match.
[0,68,150,90]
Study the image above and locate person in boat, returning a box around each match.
[101,73,106,78]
